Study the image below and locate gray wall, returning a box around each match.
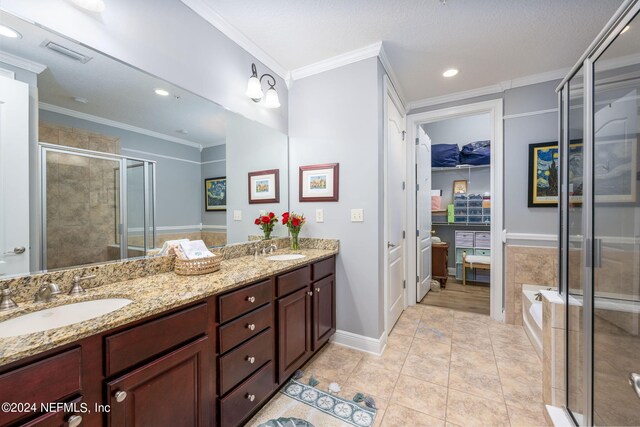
[0,0,288,134]
[226,112,289,243]
[201,145,226,227]
[289,57,385,340]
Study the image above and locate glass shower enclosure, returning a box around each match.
[40,143,155,270]
[557,0,640,425]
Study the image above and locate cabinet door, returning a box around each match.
[277,288,312,382]
[107,336,210,427]
[312,275,336,351]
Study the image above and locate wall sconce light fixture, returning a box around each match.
[245,63,280,108]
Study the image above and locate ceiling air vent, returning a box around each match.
[41,40,92,64]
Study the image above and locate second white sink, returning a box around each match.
[0,298,133,338]
[266,254,307,261]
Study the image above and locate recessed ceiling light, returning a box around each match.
[621,25,630,34]
[154,89,170,96]
[443,68,459,78]
[71,0,106,12]
[0,24,22,39]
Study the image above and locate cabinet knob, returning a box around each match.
[246,393,256,402]
[114,390,127,403]
[67,414,83,427]
[315,287,321,293]
[246,356,256,364]
[307,291,313,297]
[247,296,256,303]
[247,323,256,331]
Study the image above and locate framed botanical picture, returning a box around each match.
[453,180,468,197]
[248,169,280,204]
[528,141,584,207]
[205,177,226,211]
[299,163,339,202]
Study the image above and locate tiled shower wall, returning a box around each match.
[39,121,121,269]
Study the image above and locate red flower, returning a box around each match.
[292,217,301,227]
[254,218,260,225]
[269,212,275,219]
[261,216,270,224]
[282,212,290,225]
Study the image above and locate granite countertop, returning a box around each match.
[0,248,337,367]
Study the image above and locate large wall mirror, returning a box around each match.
[0,11,289,277]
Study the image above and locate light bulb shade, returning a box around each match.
[246,76,263,101]
[264,87,281,108]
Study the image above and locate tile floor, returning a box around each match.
[270,305,548,427]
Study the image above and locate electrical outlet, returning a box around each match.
[351,208,364,222]
[316,209,324,223]
[233,210,242,221]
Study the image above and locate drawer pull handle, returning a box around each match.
[114,390,127,403]
[247,323,256,331]
[247,296,256,303]
[247,356,256,364]
[307,291,313,297]
[67,414,83,427]
[315,287,321,293]
[246,393,256,402]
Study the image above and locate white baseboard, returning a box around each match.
[330,329,387,356]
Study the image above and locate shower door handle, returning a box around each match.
[629,373,640,399]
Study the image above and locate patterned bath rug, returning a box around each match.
[258,417,314,427]
[281,380,377,427]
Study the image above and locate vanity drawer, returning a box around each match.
[0,348,81,426]
[219,303,273,353]
[218,279,273,323]
[218,328,274,395]
[312,257,335,281]
[105,303,208,376]
[277,266,310,297]
[219,361,275,427]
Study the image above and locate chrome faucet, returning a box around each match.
[69,275,96,296]
[34,282,61,303]
[0,284,17,311]
[267,244,278,254]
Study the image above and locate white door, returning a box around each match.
[417,127,432,301]
[386,93,406,331]
[0,75,30,276]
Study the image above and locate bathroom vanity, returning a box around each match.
[0,249,337,427]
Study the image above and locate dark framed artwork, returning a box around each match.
[528,141,583,207]
[248,169,280,204]
[205,177,227,211]
[299,163,339,202]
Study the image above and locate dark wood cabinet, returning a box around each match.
[432,242,449,286]
[277,287,313,382]
[312,274,336,351]
[106,336,210,427]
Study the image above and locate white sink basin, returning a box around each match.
[0,298,133,338]
[266,254,307,261]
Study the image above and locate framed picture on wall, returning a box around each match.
[248,169,280,204]
[452,180,468,197]
[205,177,226,211]
[299,163,339,202]
[528,141,584,207]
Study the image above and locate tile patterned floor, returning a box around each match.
[267,305,549,427]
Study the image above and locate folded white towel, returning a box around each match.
[179,240,215,260]
[465,255,491,265]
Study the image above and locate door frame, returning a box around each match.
[406,99,504,321]
[383,75,408,333]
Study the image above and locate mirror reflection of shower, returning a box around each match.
[40,136,155,271]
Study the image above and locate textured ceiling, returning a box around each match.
[199,0,624,102]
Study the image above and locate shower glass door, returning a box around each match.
[591,10,640,426]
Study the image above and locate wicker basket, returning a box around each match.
[174,255,221,276]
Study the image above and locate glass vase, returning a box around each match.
[263,229,271,240]
[290,231,300,251]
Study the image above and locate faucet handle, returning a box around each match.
[69,275,95,296]
[0,285,17,311]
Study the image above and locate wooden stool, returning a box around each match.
[462,252,491,285]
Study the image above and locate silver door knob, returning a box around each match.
[3,247,25,255]
[629,373,640,398]
[247,296,256,303]
[246,356,255,364]
[315,287,321,293]
[247,323,256,331]
[307,291,313,296]
[114,390,127,403]
[67,414,83,427]
[246,393,256,402]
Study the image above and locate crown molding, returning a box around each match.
[290,42,383,81]
[180,0,288,80]
[378,43,406,109]
[0,50,47,74]
[40,103,203,150]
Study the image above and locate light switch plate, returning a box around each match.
[351,208,364,222]
[233,210,242,221]
[316,209,324,223]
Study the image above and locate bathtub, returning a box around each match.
[522,284,556,359]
